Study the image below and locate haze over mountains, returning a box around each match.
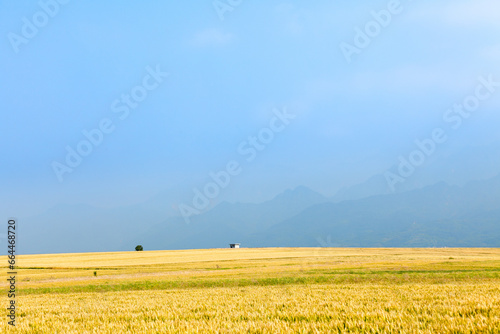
[11,143,500,255]
[16,170,500,254]
[3,1,500,256]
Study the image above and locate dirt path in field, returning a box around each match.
[14,269,214,285]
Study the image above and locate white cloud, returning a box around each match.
[443,0,500,26]
[479,44,500,61]
[300,66,471,102]
[409,0,500,28]
[191,28,234,47]
[274,3,305,35]
[349,66,466,93]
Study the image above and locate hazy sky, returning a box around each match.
[1,0,500,216]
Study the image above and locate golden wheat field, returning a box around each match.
[2,248,500,333]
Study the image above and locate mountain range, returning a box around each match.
[14,173,500,254]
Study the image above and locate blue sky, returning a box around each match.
[1,0,500,217]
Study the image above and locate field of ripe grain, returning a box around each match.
[2,248,500,333]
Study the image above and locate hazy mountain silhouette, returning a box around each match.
[133,186,329,250]
[17,203,163,254]
[333,143,500,203]
[13,174,500,254]
[248,175,500,247]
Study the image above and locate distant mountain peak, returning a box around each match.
[272,185,327,202]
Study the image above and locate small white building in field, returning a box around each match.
[229,243,240,248]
